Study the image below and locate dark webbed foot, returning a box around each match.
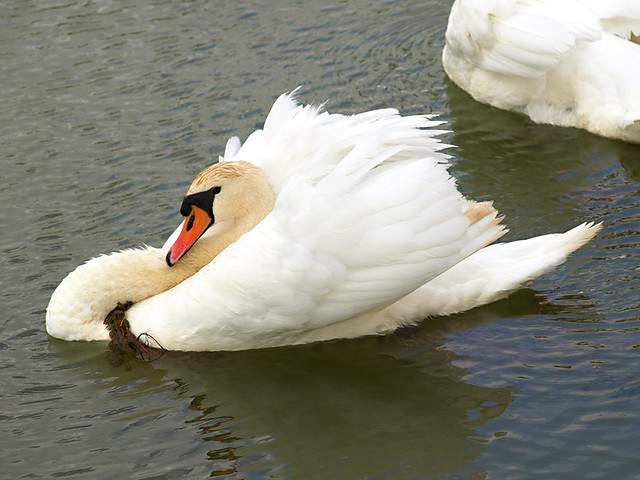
[104,301,165,362]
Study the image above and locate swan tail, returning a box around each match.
[297,222,601,343]
[380,222,602,324]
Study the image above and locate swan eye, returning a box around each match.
[212,186,221,195]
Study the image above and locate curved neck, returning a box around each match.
[46,192,275,341]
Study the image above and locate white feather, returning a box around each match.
[443,0,640,143]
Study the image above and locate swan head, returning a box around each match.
[165,160,276,266]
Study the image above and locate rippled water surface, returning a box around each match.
[2,1,639,478]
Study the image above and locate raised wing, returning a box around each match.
[130,95,505,350]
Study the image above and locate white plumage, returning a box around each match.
[443,0,640,143]
[45,93,600,351]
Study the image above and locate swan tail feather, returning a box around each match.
[382,221,602,322]
[296,222,601,343]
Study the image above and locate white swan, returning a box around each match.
[442,0,640,143]
[45,93,601,352]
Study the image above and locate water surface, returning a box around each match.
[1,1,639,478]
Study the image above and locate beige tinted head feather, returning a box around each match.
[188,161,259,194]
[185,160,276,226]
[166,160,277,267]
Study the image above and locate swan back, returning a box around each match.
[126,94,506,351]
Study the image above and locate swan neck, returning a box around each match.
[46,163,277,341]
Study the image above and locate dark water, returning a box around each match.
[1,1,639,478]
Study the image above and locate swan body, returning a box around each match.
[46,93,601,351]
[443,0,640,143]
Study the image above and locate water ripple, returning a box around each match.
[1,0,639,478]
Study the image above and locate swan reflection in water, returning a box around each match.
[49,303,524,478]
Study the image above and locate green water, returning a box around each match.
[1,1,639,478]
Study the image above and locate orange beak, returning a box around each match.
[165,205,213,267]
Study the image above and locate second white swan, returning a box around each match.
[443,0,640,143]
